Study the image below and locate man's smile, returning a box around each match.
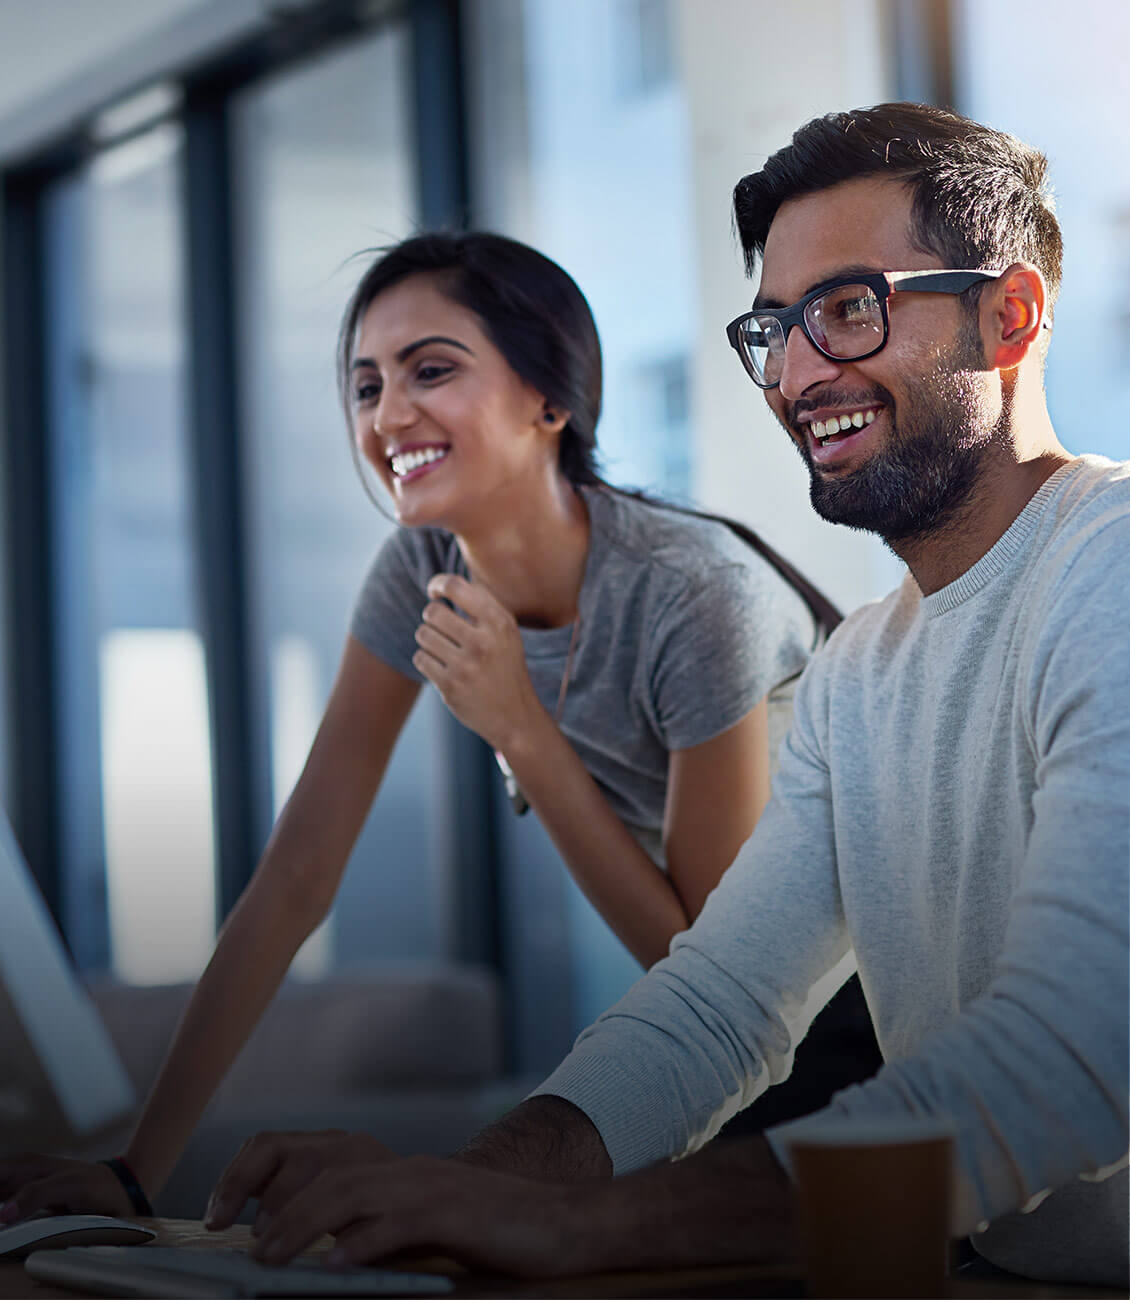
[792,401,887,467]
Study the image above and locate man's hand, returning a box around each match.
[413,574,545,753]
[205,1130,396,1234]
[236,1131,793,1280]
[0,1155,132,1221]
[249,1155,592,1278]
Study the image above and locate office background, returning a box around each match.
[0,0,1126,1076]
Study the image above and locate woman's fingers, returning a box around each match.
[420,599,475,643]
[0,1154,55,1200]
[0,1163,130,1221]
[425,573,498,618]
[413,622,460,670]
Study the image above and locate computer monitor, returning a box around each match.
[0,812,134,1155]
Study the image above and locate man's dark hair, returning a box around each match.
[733,102,1063,310]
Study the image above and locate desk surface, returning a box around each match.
[1,1219,1124,1299]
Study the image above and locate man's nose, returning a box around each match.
[777,324,843,401]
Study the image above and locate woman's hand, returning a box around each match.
[0,1155,132,1221]
[204,1129,397,1234]
[413,574,546,752]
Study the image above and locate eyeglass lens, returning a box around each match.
[739,283,886,386]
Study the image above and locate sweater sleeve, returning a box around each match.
[529,655,852,1170]
[770,512,1130,1246]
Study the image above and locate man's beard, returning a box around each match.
[792,334,1000,545]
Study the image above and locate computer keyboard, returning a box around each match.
[25,1243,456,1297]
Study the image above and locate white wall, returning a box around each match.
[955,0,1130,466]
[678,0,903,616]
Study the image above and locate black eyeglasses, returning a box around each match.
[725,269,1002,390]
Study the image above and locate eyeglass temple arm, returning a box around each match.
[886,269,1051,329]
[885,269,1000,294]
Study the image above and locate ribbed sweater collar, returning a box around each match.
[920,459,1084,618]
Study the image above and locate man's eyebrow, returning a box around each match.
[752,265,885,311]
[351,335,474,371]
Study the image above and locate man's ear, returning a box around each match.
[982,262,1047,371]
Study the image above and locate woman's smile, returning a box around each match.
[387,441,451,483]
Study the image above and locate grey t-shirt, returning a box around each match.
[350,485,816,857]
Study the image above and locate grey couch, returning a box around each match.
[84,963,533,1219]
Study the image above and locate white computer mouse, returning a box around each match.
[0,1213,156,1259]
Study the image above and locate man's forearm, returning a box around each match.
[567,1132,797,1273]
[454,1096,613,1181]
[452,1098,795,1273]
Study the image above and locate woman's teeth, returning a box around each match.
[390,446,449,477]
[812,409,878,442]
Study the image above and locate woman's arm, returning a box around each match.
[413,574,771,968]
[0,637,419,1218]
[505,701,769,968]
[663,697,770,922]
[123,638,420,1198]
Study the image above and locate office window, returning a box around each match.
[44,124,217,982]
[626,353,692,498]
[612,0,675,99]
[466,0,699,1052]
[232,22,446,973]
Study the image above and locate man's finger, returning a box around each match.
[206,1137,288,1229]
[256,1155,326,1219]
[253,1167,379,1265]
[326,1215,428,1270]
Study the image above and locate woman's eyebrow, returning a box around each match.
[396,335,474,363]
[351,335,474,371]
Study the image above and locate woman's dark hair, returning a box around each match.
[339,230,840,636]
[733,102,1063,313]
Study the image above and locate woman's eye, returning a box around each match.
[353,381,381,404]
[416,363,454,383]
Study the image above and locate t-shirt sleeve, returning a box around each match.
[647,555,816,751]
[348,528,445,681]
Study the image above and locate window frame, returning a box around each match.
[0,0,505,982]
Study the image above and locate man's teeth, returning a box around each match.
[811,409,878,441]
[390,446,449,477]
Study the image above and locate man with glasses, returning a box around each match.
[206,103,1128,1287]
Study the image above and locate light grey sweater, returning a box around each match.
[533,457,1130,1286]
